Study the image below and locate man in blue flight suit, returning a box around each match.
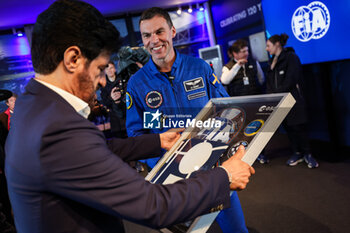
[126,7,249,233]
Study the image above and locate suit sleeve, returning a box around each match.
[106,134,161,161]
[126,81,150,137]
[42,126,231,228]
[205,63,229,98]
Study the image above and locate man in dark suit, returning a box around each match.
[5,1,255,232]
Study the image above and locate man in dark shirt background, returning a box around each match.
[100,61,127,138]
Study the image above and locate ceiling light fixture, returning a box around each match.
[177,6,182,15]
[188,5,193,13]
[12,28,23,37]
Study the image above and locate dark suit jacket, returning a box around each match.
[266,47,307,125]
[5,79,230,233]
[0,112,9,131]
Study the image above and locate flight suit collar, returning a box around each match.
[147,49,180,80]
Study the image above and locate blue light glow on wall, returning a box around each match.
[110,18,128,38]
[194,11,206,25]
[211,0,262,39]
[15,36,30,56]
[0,33,34,104]
[0,34,30,57]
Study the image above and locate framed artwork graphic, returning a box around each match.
[146,93,295,233]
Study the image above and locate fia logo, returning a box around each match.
[291,1,330,42]
[143,110,162,129]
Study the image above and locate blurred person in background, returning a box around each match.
[265,33,318,168]
[220,39,267,164]
[100,61,127,138]
[0,92,17,229]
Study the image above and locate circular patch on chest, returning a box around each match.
[145,91,163,109]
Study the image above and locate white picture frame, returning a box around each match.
[146,93,296,233]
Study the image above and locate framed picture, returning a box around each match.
[146,92,295,233]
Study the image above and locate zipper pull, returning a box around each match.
[168,76,175,86]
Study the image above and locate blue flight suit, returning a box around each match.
[126,50,248,233]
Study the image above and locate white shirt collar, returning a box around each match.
[35,79,91,119]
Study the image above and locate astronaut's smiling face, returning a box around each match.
[140,15,176,66]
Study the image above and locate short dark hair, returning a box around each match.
[231,39,248,53]
[139,7,173,28]
[268,33,289,47]
[107,61,115,66]
[31,0,122,74]
[6,92,17,103]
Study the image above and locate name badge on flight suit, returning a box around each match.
[183,77,204,92]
